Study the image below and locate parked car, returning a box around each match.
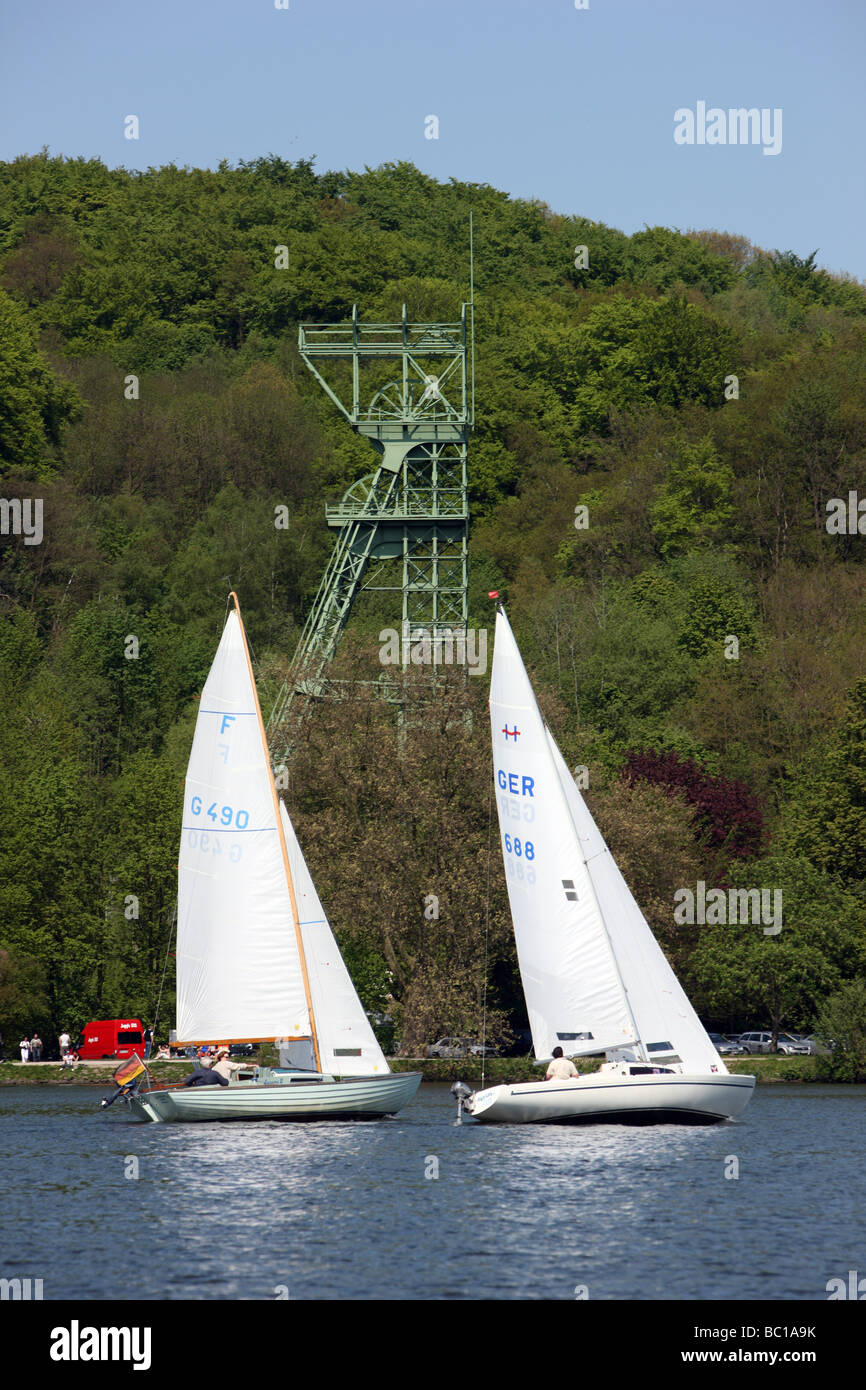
[738,1031,775,1054]
[426,1037,494,1058]
[707,1032,744,1055]
[426,1037,466,1058]
[739,1030,811,1055]
[229,1043,257,1057]
[790,1034,832,1055]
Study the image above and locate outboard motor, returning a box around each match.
[451,1080,473,1125]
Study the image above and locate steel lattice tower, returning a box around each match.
[268,302,473,757]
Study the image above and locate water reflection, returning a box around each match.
[0,1083,863,1299]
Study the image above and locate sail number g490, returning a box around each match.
[503,834,535,859]
[190,795,249,829]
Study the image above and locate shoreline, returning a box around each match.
[0,1055,839,1086]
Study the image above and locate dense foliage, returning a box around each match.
[1,151,864,1054]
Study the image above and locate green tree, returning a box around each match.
[651,438,735,557]
[814,979,866,1082]
[782,681,866,891]
[0,287,80,470]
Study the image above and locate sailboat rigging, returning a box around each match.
[462,606,756,1125]
[119,593,420,1122]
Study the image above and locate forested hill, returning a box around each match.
[1,152,865,1063]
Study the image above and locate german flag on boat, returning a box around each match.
[113,1054,146,1087]
[99,1053,146,1111]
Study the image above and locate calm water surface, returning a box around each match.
[1,1082,863,1300]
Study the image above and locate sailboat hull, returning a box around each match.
[124,1073,422,1123]
[464,1071,756,1125]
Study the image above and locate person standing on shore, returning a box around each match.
[19,1036,30,1062]
[59,1030,71,1059]
[143,1026,153,1060]
[30,1032,43,1062]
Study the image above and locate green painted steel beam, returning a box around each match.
[267,303,472,760]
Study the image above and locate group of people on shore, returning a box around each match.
[13,1030,81,1064]
[17,1033,46,1062]
[15,1030,77,1063]
[10,1027,159,1064]
[8,1029,231,1069]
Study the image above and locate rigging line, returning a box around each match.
[152,898,176,1044]
[480,762,494,1090]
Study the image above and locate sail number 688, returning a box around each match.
[504,834,535,859]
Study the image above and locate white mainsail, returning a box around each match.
[490,609,637,1059]
[279,801,390,1076]
[491,606,724,1076]
[176,605,313,1045]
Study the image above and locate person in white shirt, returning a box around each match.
[59,1031,71,1058]
[210,1048,245,1082]
[183,1047,244,1087]
[19,1037,30,1063]
[545,1046,579,1081]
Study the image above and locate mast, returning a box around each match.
[231,592,322,1072]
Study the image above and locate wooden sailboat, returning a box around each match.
[124,594,420,1122]
[462,606,755,1125]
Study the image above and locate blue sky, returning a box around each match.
[1,0,864,278]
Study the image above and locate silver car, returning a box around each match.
[739,1030,810,1055]
[739,1031,775,1054]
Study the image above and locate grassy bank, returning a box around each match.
[0,1061,186,1086]
[0,1055,826,1087]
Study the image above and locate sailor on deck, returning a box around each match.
[183,1046,244,1087]
[545,1046,579,1080]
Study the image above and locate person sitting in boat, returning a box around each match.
[183,1047,243,1087]
[545,1046,579,1081]
[211,1047,245,1081]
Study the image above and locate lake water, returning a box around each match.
[1,1082,863,1301]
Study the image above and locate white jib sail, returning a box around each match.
[279,802,390,1077]
[176,607,312,1043]
[546,732,726,1075]
[490,609,637,1060]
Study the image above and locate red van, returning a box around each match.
[78,1019,145,1060]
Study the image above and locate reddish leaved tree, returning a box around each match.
[621,750,764,860]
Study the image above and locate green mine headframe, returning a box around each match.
[268,302,473,758]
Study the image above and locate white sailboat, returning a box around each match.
[125,593,420,1122]
[463,607,755,1125]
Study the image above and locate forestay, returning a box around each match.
[490,609,637,1060]
[176,608,312,1044]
